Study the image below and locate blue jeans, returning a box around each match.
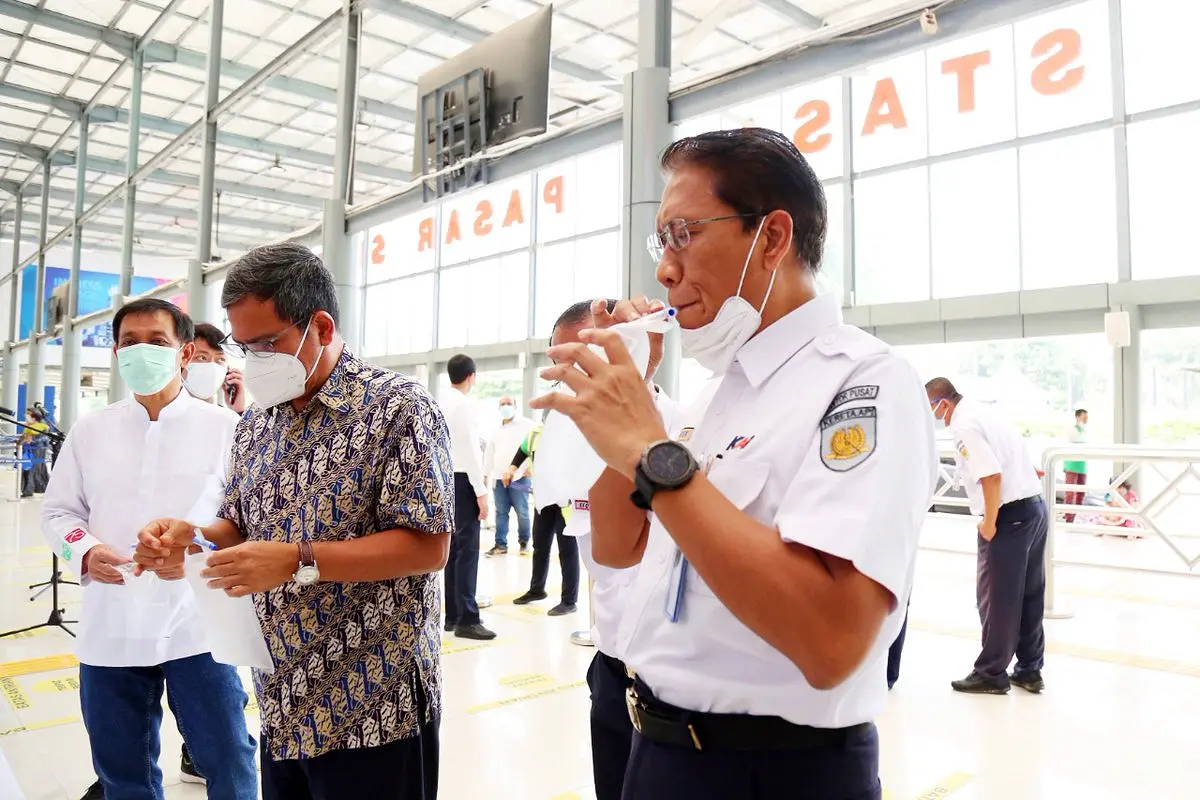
[79,652,257,800]
[493,477,531,549]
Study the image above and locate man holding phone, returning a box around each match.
[184,322,248,415]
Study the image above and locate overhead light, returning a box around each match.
[269,154,286,173]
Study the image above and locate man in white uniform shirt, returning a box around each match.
[927,377,1048,695]
[440,354,495,640]
[42,298,256,800]
[532,128,937,799]
[483,395,534,555]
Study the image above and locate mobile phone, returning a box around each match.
[225,382,237,404]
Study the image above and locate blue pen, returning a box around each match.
[191,528,218,551]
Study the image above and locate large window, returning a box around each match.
[930,150,1019,298]
[1121,0,1200,115]
[851,51,929,172]
[533,232,622,337]
[818,182,845,301]
[925,26,1017,156]
[852,166,930,305]
[366,212,435,283]
[363,274,434,357]
[536,145,621,243]
[1127,110,1200,281]
[1141,328,1200,445]
[437,252,530,348]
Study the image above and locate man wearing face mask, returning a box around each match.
[926,377,1047,695]
[132,244,453,800]
[183,322,247,415]
[483,395,534,555]
[41,298,257,800]
[531,128,938,799]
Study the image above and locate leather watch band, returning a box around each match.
[298,540,315,567]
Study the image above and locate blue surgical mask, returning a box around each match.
[117,343,181,396]
[500,405,516,421]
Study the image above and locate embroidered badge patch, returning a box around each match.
[825,385,880,415]
[61,543,72,561]
[957,441,969,460]
[65,528,86,544]
[574,499,590,512]
[677,427,695,442]
[820,407,877,472]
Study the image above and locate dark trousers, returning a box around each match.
[1064,470,1085,522]
[587,652,634,800]
[621,722,880,800]
[975,497,1049,680]
[886,603,909,689]
[529,504,579,604]
[445,472,481,627]
[260,714,439,800]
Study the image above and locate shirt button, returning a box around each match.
[822,333,836,345]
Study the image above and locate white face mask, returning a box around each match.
[679,218,777,374]
[183,361,228,401]
[499,405,516,421]
[931,400,948,430]
[242,319,325,408]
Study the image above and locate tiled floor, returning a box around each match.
[1,481,1198,799]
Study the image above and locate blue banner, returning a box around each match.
[19,266,169,347]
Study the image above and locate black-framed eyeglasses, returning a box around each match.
[220,322,300,359]
[645,214,760,262]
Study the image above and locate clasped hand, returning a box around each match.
[133,518,295,597]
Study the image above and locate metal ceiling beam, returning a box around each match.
[0,210,265,251]
[370,0,617,86]
[0,84,410,181]
[756,0,824,29]
[0,0,413,123]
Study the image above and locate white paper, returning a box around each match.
[184,552,274,672]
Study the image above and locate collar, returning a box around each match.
[131,385,193,422]
[308,349,356,414]
[734,293,842,388]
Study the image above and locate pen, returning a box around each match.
[617,306,677,333]
[191,528,218,551]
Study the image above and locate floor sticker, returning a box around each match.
[912,770,972,799]
[467,680,585,714]
[0,679,30,712]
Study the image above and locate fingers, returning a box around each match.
[199,560,237,580]
[545,341,609,377]
[528,390,581,417]
[224,585,252,598]
[590,299,616,329]
[612,296,664,324]
[578,329,637,370]
[538,362,589,394]
[91,564,125,584]
[156,565,185,581]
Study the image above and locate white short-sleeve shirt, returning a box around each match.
[615,294,938,728]
[948,398,1042,515]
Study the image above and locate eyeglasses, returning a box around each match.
[645,214,760,262]
[220,322,300,359]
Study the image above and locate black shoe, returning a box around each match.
[80,781,103,800]
[513,590,548,605]
[1010,669,1045,694]
[454,623,496,641]
[519,543,530,555]
[548,603,577,616]
[951,671,1010,694]
[180,746,205,784]
[444,620,457,632]
[486,545,507,556]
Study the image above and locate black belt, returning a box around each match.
[625,678,870,752]
[1002,495,1042,512]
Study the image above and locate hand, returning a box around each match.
[83,545,132,585]
[501,466,515,488]
[133,518,194,577]
[590,296,666,381]
[978,520,997,541]
[224,367,247,414]
[478,493,490,521]
[531,329,668,480]
[200,541,297,597]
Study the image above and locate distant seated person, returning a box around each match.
[1100,480,1142,535]
[182,322,248,414]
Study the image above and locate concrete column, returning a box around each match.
[4,201,22,429]
[1,344,17,433]
[60,118,88,430]
[621,0,674,394]
[27,161,51,411]
[111,49,144,403]
[325,0,362,351]
[190,0,224,323]
[1112,305,1141,446]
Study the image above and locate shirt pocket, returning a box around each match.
[685,457,770,598]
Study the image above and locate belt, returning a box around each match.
[625,678,870,752]
[1002,495,1042,512]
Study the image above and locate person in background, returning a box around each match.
[133,244,453,800]
[441,354,496,641]
[1100,479,1141,534]
[183,322,248,415]
[928,377,1048,695]
[483,395,534,556]
[19,406,50,498]
[1063,408,1088,522]
[43,297,256,800]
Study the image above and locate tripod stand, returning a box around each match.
[0,554,77,638]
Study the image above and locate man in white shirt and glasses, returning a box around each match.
[43,297,257,800]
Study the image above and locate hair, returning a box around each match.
[552,299,618,335]
[221,243,339,325]
[925,377,963,403]
[28,407,43,422]
[660,128,827,271]
[112,298,194,343]
[447,354,476,385]
[193,322,225,351]
[1075,408,1088,418]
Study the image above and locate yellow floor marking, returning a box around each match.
[882,789,893,800]
[911,620,1200,677]
[486,606,538,624]
[499,672,553,690]
[549,793,583,800]
[912,770,972,799]
[32,676,79,693]
[0,654,78,679]
[0,714,80,736]
[0,678,31,711]
[441,638,500,655]
[0,628,51,640]
[467,680,585,714]
[245,696,260,715]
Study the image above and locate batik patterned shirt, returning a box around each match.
[219,350,453,760]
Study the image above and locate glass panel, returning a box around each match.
[439,174,533,265]
[852,166,930,305]
[498,251,531,343]
[1013,0,1112,138]
[782,76,844,180]
[1127,110,1200,280]
[674,113,721,140]
[536,146,621,244]
[436,256,528,348]
[851,51,929,172]
[367,211,436,283]
[534,240,576,339]
[930,150,1019,298]
[719,94,783,133]
[1141,328,1200,445]
[816,182,844,301]
[364,274,433,356]
[533,231,622,337]
[1019,130,1117,289]
[1122,0,1200,114]
[925,26,1017,156]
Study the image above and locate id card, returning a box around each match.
[664,548,689,623]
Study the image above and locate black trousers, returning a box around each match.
[529,504,579,604]
[587,651,634,800]
[445,472,481,627]
[975,497,1049,680]
[260,717,439,800]
[621,720,880,800]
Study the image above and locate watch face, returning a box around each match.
[646,442,694,485]
[294,565,320,585]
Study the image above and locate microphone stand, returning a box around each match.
[0,412,75,639]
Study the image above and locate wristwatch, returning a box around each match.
[631,440,699,511]
[293,540,320,586]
